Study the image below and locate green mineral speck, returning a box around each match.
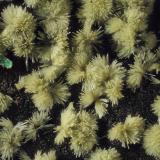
[0,54,13,69]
